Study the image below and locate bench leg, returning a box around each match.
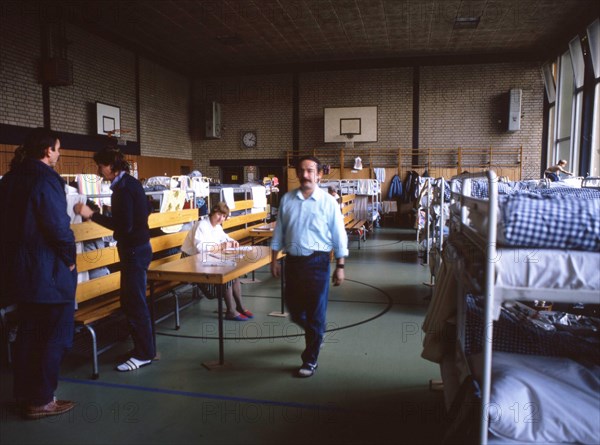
[84,325,100,380]
[172,290,181,330]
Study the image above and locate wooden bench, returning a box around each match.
[222,199,269,246]
[72,208,199,379]
[341,194,367,249]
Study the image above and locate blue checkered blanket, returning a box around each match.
[500,193,600,251]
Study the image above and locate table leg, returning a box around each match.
[202,282,231,370]
[269,257,288,318]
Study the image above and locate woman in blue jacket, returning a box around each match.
[0,128,77,419]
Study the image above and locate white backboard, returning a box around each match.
[324,106,377,143]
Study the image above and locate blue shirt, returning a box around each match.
[271,186,349,259]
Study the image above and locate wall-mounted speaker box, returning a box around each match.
[508,88,522,132]
[205,101,221,139]
[39,58,73,86]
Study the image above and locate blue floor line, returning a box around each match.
[59,377,346,413]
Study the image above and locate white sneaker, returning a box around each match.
[296,363,317,378]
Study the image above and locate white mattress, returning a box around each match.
[492,248,600,317]
[471,352,600,444]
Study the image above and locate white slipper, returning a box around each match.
[116,357,152,372]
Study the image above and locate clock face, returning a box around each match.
[242,131,257,148]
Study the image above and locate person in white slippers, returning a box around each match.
[75,147,154,372]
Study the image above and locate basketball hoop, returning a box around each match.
[106,128,131,146]
[341,132,357,149]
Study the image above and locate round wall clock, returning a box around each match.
[241,130,257,148]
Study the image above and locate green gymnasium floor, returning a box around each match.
[1,228,446,445]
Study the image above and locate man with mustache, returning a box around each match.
[271,156,348,377]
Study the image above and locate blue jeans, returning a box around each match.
[13,302,74,405]
[284,252,331,366]
[118,242,155,361]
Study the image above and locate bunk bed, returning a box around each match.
[422,171,600,444]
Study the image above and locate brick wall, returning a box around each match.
[420,63,544,179]
[139,58,191,160]
[49,25,137,141]
[300,68,413,168]
[0,12,44,127]
[191,74,294,179]
[0,15,192,165]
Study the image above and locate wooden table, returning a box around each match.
[148,246,283,369]
[249,221,276,240]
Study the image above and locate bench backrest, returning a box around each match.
[341,194,356,225]
[73,208,198,305]
[221,199,267,242]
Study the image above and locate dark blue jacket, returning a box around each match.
[0,158,77,304]
[92,173,150,248]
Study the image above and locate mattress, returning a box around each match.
[492,248,600,316]
[470,352,600,444]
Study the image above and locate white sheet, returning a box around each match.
[492,248,600,318]
[495,248,600,291]
[471,352,600,444]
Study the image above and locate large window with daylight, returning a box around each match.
[554,51,575,170]
[546,18,600,178]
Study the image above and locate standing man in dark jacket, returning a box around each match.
[74,147,155,372]
[0,128,77,419]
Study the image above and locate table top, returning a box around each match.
[249,222,276,238]
[148,246,279,285]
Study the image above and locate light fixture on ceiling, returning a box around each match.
[454,17,480,30]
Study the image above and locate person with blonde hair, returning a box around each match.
[181,202,253,321]
[545,159,573,182]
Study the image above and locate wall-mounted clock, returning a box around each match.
[241,130,257,148]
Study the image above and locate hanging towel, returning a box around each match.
[222,187,235,209]
[374,168,386,183]
[251,186,267,209]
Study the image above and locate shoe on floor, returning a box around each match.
[296,363,318,378]
[24,399,76,419]
[116,357,152,372]
[239,309,254,319]
[225,313,248,321]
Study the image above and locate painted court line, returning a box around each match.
[59,377,347,413]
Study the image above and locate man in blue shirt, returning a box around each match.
[271,156,348,377]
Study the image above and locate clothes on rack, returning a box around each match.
[387,174,403,200]
[251,185,267,209]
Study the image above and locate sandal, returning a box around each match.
[239,309,254,319]
[116,357,152,372]
[224,314,248,321]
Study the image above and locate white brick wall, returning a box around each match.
[191,74,294,178]
[139,58,191,159]
[0,11,44,127]
[420,63,544,179]
[49,25,137,140]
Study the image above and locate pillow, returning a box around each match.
[471,352,600,443]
